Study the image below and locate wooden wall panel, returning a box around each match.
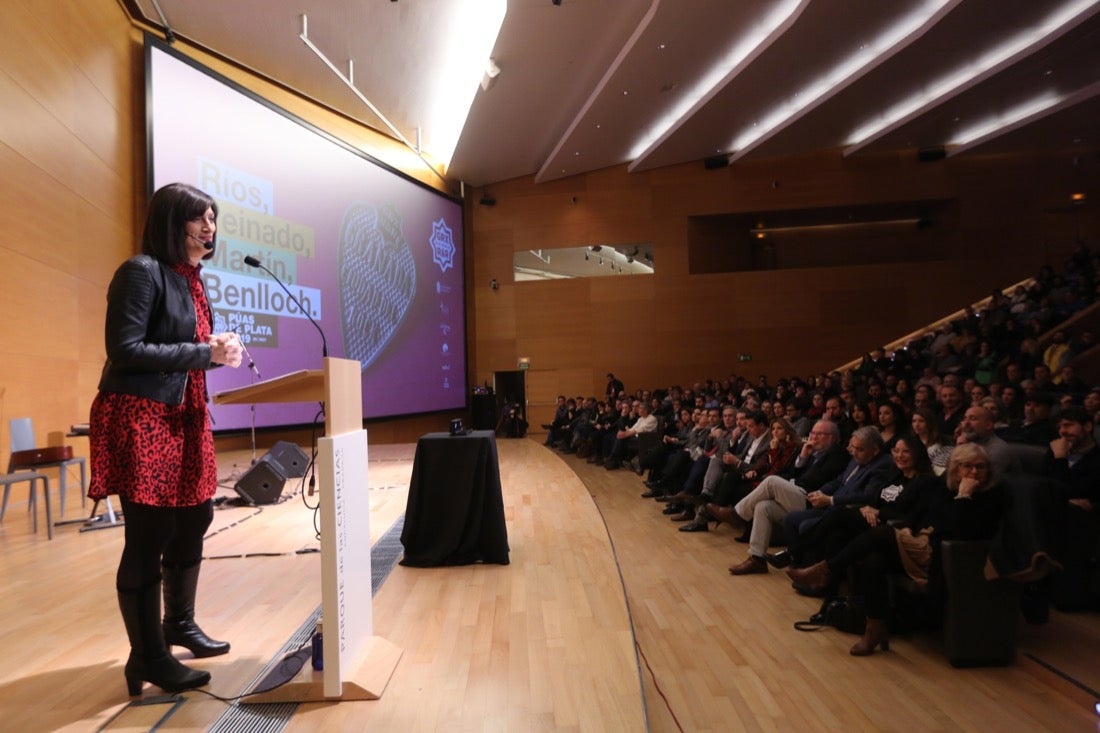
[0,0,464,465]
[472,150,1100,397]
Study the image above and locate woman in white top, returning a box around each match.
[911,407,952,475]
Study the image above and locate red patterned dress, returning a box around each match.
[88,263,218,508]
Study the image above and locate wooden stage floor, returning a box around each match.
[0,436,1098,731]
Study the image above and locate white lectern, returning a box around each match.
[214,357,400,701]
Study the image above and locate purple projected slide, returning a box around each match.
[146,38,467,430]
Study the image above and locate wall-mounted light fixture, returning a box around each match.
[749,218,923,235]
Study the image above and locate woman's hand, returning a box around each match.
[859,505,880,527]
[956,475,982,498]
[208,332,243,368]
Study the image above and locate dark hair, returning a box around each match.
[892,432,934,476]
[747,409,768,426]
[877,400,904,426]
[911,407,944,445]
[1058,405,1093,425]
[141,183,218,265]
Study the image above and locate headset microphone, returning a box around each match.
[191,233,214,250]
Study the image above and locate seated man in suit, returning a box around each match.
[721,420,850,574]
[679,410,771,532]
[778,426,895,562]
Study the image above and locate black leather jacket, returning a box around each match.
[96,255,214,405]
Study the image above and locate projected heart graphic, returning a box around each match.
[338,203,417,370]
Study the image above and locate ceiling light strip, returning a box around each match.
[947,79,1100,154]
[844,0,1100,156]
[627,0,809,171]
[535,0,663,183]
[728,0,959,163]
[298,14,443,181]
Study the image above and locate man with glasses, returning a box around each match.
[779,428,895,551]
[722,420,850,574]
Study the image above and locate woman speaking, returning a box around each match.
[89,183,242,695]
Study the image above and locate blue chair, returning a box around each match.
[0,471,53,539]
[7,417,86,518]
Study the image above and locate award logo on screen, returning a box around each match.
[430,219,455,273]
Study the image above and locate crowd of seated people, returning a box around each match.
[535,249,1100,657]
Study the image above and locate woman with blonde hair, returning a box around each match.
[787,443,1005,656]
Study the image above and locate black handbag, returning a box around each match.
[794,595,866,635]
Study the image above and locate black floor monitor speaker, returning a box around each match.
[234,455,287,505]
[268,441,309,478]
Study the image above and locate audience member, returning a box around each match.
[1046,407,1100,611]
[786,444,1006,657]
[955,404,1021,479]
[721,421,849,575]
[911,407,952,475]
[998,393,1057,446]
[604,400,657,470]
[781,427,896,547]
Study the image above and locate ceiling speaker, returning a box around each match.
[917,146,946,162]
[703,154,729,170]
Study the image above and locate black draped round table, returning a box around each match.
[399,430,510,566]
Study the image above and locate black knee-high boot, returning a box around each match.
[162,562,230,658]
[119,584,210,695]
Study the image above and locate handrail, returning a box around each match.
[833,277,1036,374]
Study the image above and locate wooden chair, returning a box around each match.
[0,471,53,539]
[7,417,86,518]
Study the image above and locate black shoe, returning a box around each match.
[734,530,751,543]
[792,582,826,598]
[679,521,708,532]
[662,504,685,515]
[763,550,792,569]
[640,489,664,499]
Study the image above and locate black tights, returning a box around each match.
[116,499,213,592]
[824,523,906,619]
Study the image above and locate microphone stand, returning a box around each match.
[237,333,262,466]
